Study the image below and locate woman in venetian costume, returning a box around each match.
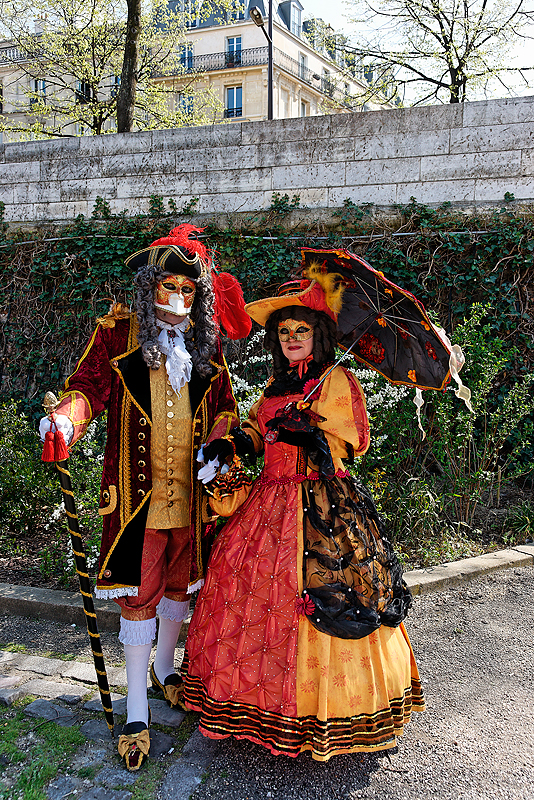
[182,274,425,761]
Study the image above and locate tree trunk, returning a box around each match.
[116,0,142,133]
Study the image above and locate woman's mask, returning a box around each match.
[155,275,196,316]
[277,319,314,342]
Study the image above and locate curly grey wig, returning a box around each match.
[134,265,217,378]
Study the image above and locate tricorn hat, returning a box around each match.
[125,224,208,279]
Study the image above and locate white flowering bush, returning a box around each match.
[227,330,270,421]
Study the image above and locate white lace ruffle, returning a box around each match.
[156,596,190,622]
[95,586,139,600]
[156,319,192,395]
[118,616,156,646]
[187,579,204,594]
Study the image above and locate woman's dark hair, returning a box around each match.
[264,306,337,376]
[134,265,217,377]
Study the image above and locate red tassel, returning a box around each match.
[54,430,70,462]
[41,430,56,462]
[212,271,252,340]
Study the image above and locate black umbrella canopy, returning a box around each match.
[301,248,452,392]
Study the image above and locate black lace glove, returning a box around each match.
[231,427,257,464]
[265,402,335,479]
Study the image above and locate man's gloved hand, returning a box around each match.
[231,428,257,464]
[196,440,234,485]
[201,438,234,465]
[39,414,74,444]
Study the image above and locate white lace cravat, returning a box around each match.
[156,318,192,395]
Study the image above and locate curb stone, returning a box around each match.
[0,582,192,633]
[404,545,534,595]
[1,546,532,629]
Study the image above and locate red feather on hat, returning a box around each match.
[213,271,252,340]
[150,224,213,269]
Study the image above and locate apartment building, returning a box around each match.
[163,0,392,121]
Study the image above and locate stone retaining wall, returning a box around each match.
[1,95,533,224]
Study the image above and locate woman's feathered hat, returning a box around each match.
[126,224,251,340]
[245,255,345,327]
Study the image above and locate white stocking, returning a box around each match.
[153,597,190,683]
[119,617,155,727]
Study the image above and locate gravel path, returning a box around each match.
[160,565,534,800]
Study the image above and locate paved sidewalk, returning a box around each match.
[1,548,533,800]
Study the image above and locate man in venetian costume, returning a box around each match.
[40,225,250,770]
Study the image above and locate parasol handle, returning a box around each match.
[302,339,359,404]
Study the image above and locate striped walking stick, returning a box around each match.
[42,392,114,737]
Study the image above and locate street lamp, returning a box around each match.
[250,3,273,120]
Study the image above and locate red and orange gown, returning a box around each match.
[183,362,424,761]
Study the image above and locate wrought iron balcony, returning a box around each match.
[174,46,340,99]
[274,49,318,86]
[0,45,25,63]
[182,47,268,73]
[224,107,243,118]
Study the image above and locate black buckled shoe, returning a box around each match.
[118,710,151,772]
[150,663,187,711]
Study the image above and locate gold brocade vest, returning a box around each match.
[146,358,193,530]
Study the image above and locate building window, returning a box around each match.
[300,100,307,117]
[75,80,91,104]
[291,4,302,36]
[321,69,334,98]
[31,78,46,108]
[298,53,307,80]
[179,43,194,70]
[173,0,198,24]
[230,1,245,20]
[226,36,242,67]
[178,92,194,114]
[225,85,242,118]
[0,83,3,115]
[111,76,120,99]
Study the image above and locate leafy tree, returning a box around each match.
[344,0,534,103]
[0,0,226,137]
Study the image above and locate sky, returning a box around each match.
[299,0,534,98]
[301,0,351,31]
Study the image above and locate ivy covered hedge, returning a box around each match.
[1,194,533,580]
[0,193,533,420]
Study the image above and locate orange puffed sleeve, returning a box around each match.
[313,366,370,457]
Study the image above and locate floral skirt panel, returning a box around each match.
[183,473,424,761]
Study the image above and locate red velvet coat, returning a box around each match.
[56,313,238,595]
